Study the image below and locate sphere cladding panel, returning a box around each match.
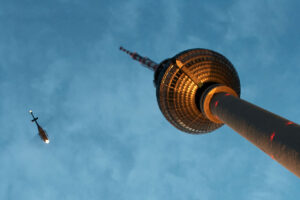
[156,49,240,134]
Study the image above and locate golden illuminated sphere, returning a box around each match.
[154,49,240,134]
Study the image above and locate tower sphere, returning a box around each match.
[154,49,241,134]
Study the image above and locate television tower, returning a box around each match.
[120,47,300,178]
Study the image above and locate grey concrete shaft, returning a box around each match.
[210,92,300,178]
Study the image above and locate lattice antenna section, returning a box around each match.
[120,46,158,71]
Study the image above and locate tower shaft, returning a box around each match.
[207,91,300,177]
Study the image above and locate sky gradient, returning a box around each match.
[0,0,300,199]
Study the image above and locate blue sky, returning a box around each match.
[0,0,300,199]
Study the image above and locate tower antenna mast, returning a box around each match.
[119,46,158,71]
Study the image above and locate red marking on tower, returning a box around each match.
[286,121,293,125]
[215,100,219,107]
[271,154,274,160]
[225,93,231,96]
[270,132,275,142]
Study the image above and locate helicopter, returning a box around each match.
[29,110,49,144]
